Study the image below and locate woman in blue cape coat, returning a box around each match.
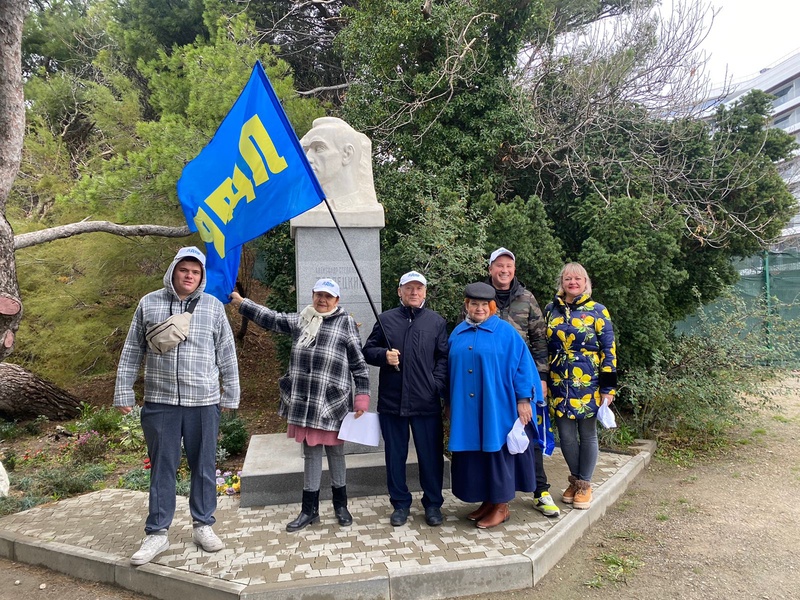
[447,282,542,528]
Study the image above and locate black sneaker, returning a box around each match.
[424,506,443,527]
[390,507,409,526]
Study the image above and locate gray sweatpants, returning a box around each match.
[302,442,346,491]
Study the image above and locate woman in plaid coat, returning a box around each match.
[231,278,369,531]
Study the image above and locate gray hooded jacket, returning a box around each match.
[114,250,240,409]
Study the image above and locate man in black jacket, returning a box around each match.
[363,271,449,527]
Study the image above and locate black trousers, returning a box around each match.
[379,413,444,509]
[533,442,550,496]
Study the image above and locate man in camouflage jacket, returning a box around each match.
[486,247,558,517]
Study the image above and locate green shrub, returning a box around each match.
[2,450,17,471]
[32,464,107,499]
[598,421,637,450]
[78,404,122,435]
[24,415,48,435]
[618,290,795,448]
[118,467,150,492]
[218,412,249,456]
[176,475,191,497]
[0,495,48,517]
[119,407,145,449]
[70,430,107,463]
[0,420,22,441]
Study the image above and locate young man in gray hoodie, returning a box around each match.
[114,246,240,565]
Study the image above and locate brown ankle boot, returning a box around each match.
[562,475,578,504]
[467,502,494,521]
[476,503,509,529]
[573,480,592,509]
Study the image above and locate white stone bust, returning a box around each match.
[294,117,383,228]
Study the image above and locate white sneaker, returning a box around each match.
[130,534,169,566]
[192,525,224,552]
[532,491,561,517]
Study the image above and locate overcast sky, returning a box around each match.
[692,0,800,85]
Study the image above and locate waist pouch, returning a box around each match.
[145,297,199,354]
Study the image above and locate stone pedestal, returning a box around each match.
[239,433,452,507]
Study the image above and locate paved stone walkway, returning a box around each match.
[0,444,654,600]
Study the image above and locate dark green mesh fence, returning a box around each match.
[676,251,800,364]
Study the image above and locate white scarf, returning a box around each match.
[297,304,337,348]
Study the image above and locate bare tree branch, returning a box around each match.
[14,221,192,250]
[507,0,785,247]
[297,82,350,96]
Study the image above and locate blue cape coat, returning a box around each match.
[447,315,539,452]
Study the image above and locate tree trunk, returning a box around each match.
[0,363,82,421]
[0,0,27,361]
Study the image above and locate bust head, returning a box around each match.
[300,117,377,209]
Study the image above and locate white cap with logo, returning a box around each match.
[312,278,341,298]
[489,247,515,266]
[174,246,206,266]
[399,271,427,286]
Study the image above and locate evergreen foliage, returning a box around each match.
[8,0,800,443]
[11,4,324,386]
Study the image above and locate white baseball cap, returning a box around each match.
[399,271,427,287]
[174,246,206,266]
[489,247,515,266]
[312,278,340,298]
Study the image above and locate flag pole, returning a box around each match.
[321,197,398,359]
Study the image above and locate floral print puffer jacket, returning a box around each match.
[544,293,617,420]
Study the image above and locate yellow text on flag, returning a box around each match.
[194,114,288,258]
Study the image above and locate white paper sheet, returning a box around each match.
[337,412,381,446]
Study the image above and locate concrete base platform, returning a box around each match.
[240,434,452,507]
[0,441,655,600]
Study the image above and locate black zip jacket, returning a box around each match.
[362,304,448,416]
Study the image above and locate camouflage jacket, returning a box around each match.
[487,277,548,380]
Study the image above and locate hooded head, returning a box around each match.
[164,246,206,300]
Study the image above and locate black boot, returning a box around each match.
[332,485,353,526]
[286,490,320,532]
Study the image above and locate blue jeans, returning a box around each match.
[555,415,598,482]
[141,402,221,534]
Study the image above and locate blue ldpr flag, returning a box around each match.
[177,61,325,301]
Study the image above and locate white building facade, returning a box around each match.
[711,53,800,244]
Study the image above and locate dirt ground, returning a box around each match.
[2,376,800,600]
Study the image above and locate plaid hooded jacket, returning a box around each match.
[114,252,240,409]
[239,299,370,432]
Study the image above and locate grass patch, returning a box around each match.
[610,530,644,541]
[614,499,633,512]
[584,551,643,587]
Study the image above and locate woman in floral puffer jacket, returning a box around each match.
[545,263,616,510]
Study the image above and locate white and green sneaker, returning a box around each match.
[532,491,560,517]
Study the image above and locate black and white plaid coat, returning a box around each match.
[239,299,369,432]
